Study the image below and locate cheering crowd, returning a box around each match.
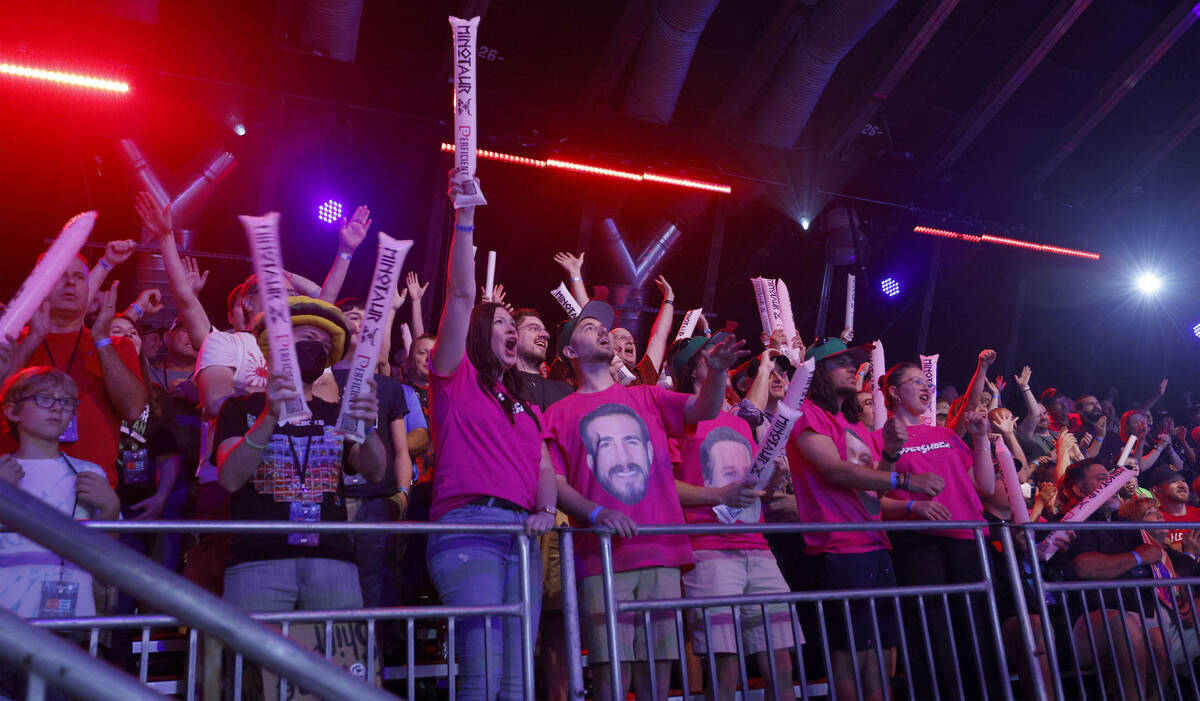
[0,172,1197,701]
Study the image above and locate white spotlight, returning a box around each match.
[1136,272,1163,295]
[799,216,810,231]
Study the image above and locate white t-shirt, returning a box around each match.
[0,455,106,617]
[195,330,269,482]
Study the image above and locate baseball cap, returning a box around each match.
[1142,465,1186,490]
[805,337,874,366]
[252,295,351,366]
[557,299,616,364]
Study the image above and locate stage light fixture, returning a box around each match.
[800,217,811,231]
[317,199,343,224]
[881,277,901,298]
[1136,272,1163,295]
[0,61,129,93]
[233,124,246,136]
[1192,323,1200,339]
[912,226,1100,260]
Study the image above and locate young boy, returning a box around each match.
[0,366,119,618]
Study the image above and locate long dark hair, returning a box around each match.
[465,302,539,428]
[808,358,864,424]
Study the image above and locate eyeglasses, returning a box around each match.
[17,394,80,410]
[900,377,934,391]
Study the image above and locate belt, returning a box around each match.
[469,496,530,513]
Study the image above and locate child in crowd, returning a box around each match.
[0,367,119,618]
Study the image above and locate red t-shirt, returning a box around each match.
[870,424,983,539]
[787,399,888,555]
[1161,506,1200,550]
[0,330,142,488]
[673,413,768,552]
[428,357,542,522]
[543,383,693,577]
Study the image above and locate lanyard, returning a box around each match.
[42,329,84,375]
[58,454,80,579]
[286,433,314,489]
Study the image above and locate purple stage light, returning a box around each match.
[1193,322,1200,339]
[881,277,901,298]
[317,199,343,224]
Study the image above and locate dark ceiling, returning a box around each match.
[2,0,1199,411]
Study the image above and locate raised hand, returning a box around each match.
[338,205,371,254]
[134,288,164,315]
[393,287,408,311]
[1160,378,1169,395]
[1014,365,1031,390]
[553,251,585,278]
[993,375,1007,395]
[963,406,989,436]
[134,192,172,239]
[91,282,119,342]
[103,239,137,268]
[346,378,381,427]
[700,334,749,372]
[654,275,674,302]
[840,327,854,343]
[265,372,299,421]
[978,349,997,368]
[182,257,210,295]
[406,271,429,302]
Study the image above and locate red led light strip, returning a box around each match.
[0,62,129,93]
[440,143,731,194]
[914,226,1100,260]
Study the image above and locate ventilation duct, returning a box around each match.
[621,0,723,124]
[748,0,897,148]
[599,218,684,336]
[295,0,364,63]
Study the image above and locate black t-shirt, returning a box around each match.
[516,370,572,412]
[215,393,354,566]
[1065,512,1164,620]
[331,369,408,499]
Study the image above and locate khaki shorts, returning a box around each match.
[581,566,681,664]
[539,510,571,611]
[682,549,799,655]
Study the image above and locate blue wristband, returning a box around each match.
[589,505,604,524]
[455,224,474,232]
[97,258,113,270]
[906,500,915,514]
[94,337,113,349]
[890,472,899,490]
[1132,550,1144,567]
[129,302,144,317]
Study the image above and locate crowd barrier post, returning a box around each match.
[559,529,587,701]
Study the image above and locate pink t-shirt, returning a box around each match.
[674,413,769,552]
[429,357,542,522]
[787,399,889,555]
[543,383,694,577]
[869,424,983,539]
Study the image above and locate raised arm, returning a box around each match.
[135,193,212,349]
[1014,366,1039,437]
[1134,378,1168,412]
[961,408,995,496]
[682,335,748,425]
[430,179,476,376]
[90,282,147,421]
[643,275,676,372]
[87,240,136,309]
[743,349,776,411]
[951,349,995,436]
[405,271,429,338]
[318,205,370,303]
[553,251,589,306]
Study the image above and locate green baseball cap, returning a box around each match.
[805,337,873,366]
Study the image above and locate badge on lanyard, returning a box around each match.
[288,502,321,547]
[38,580,79,618]
[121,448,150,485]
[58,414,79,443]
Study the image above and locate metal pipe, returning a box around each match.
[598,218,639,284]
[116,139,171,210]
[633,220,682,287]
[0,605,158,701]
[620,0,722,125]
[560,531,586,701]
[170,151,237,228]
[599,535,624,697]
[518,534,536,701]
[0,479,393,701]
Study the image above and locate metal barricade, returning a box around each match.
[561,520,1019,701]
[1015,520,1200,701]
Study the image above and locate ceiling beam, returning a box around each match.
[921,0,1092,176]
[1112,91,1200,196]
[823,0,959,158]
[1028,0,1200,189]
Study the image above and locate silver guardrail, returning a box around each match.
[0,479,396,701]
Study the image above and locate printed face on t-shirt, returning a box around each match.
[699,425,753,488]
[845,427,881,516]
[582,404,653,504]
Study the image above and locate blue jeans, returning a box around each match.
[427,505,542,701]
[223,558,363,612]
[347,495,402,608]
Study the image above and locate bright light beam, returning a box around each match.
[1136,272,1163,295]
[0,62,130,93]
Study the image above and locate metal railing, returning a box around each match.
[5,488,1200,701]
